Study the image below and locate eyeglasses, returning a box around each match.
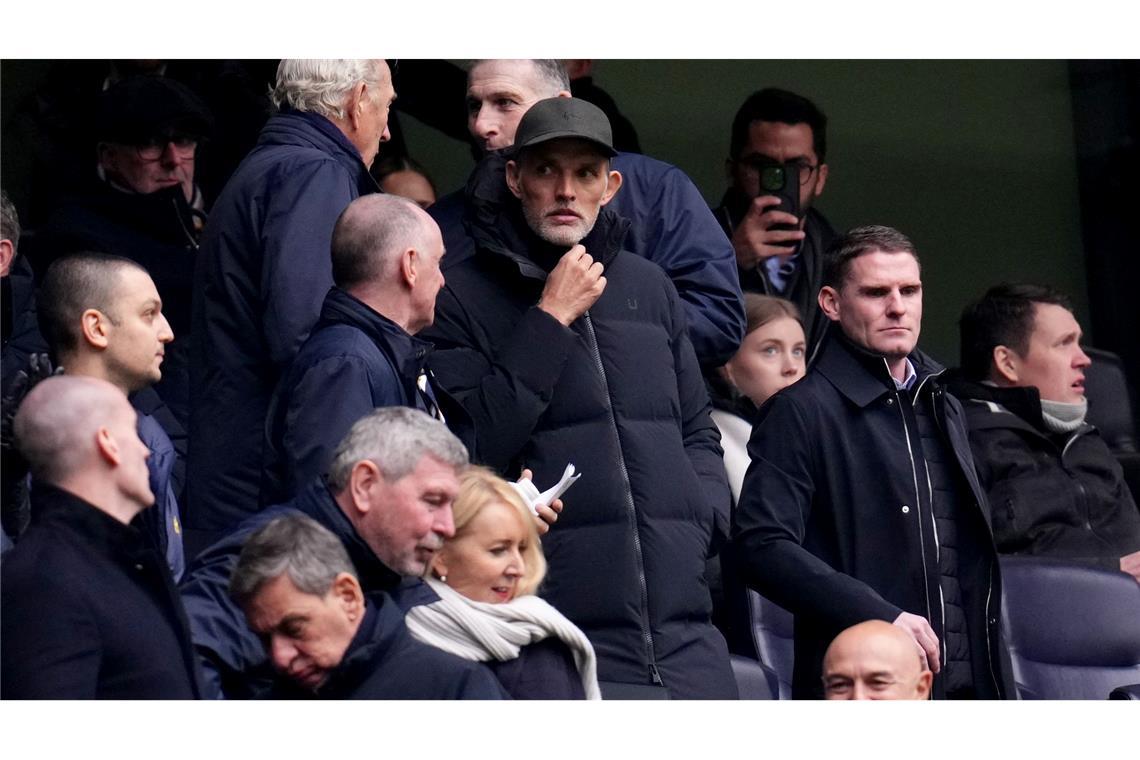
[134,135,198,162]
[735,156,819,187]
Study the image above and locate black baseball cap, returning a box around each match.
[512,97,616,158]
[96,76,213,146]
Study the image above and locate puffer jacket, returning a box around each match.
[422,158,736,699]
[947,377,1140,568]
[187,109,378,535]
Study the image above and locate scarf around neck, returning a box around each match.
[404,578,601,699]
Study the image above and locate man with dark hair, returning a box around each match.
[1,376,201,698]
[732,225,1013,699]
[32,76,213,427]
[189,60,394,540]
[713,88,835,356]
[181,406,467,698]
[949,283,1140,580]
[36,252,185,579]
[229,513,504,698]
[263,193,455,504]
[430,58,744,369]
[427,97,736,699]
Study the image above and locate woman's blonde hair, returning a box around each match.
[436,465,547,597]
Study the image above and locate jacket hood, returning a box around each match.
[815,330,945,408]
[463,150,631,279]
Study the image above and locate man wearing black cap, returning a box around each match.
[425,98,737,699]
[32,76,213,432]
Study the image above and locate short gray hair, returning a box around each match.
[1,189,20,249]
[468,59,569,98]
[326,407,468,491]
[271,59,387,120]
[331,194,429,289]
[229,513,356,608]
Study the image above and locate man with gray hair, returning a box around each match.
[2,376,201,698]
[229,513,504,698]
[181,406,466,698]
[189,59,396,541]
[262,193,457,505]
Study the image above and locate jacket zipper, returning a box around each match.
[1060,431,1095,531]
[913,384,947,668]
[890,378,936,634]
[583,312,662,687]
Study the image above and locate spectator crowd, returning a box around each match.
[2,59,1137,702]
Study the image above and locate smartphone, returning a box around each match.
[757,162,801,233]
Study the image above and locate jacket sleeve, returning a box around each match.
[613,158,745,367]
[280,354,401,496]
[260,160,358,369]
[427,286,576,473]
[666,274,732,552]
[731,394,902,629]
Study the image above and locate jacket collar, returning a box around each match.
[316,592,404,698]
[295,478,402,593]
[29,481,152,559]
[464,150,632,280]
[259,109,379,194]
[942,374,1091,440]
[814,331,946,409]
[316,287,433,380]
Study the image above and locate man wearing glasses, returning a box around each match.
[713,88,834,356]
[33,76,213,431]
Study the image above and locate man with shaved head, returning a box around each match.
[1,376,201,698]
[823,620,933,700]
[262,193,454,504]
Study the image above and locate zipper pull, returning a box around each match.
[649,663,664,686]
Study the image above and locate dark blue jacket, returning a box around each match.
[1,256,48,394]
[731,333,1015,699]
[430,151,744,367]
[179,478,400,699]
[273,592,506,700]
[188,109,378,535]
[262,286,453,505]
[422,162,737,699]
[135,407,186,581]
[1,484,202,699]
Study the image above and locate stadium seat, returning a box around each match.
[1000,556,1140,699]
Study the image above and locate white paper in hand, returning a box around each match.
[512,463,582,515]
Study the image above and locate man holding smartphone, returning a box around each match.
[713,88,834,357]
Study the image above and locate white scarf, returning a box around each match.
[404,578,601,700]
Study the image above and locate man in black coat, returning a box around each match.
[950,283,1140,579]
[424,98,736,698]
[1,376,201,698]
[229,513,505,699]
[180,406,469,698]
[732,225,1013,699]
[262,193,454,504]
[712,88,837,357]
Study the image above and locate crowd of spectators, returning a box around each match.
[1,58,1137,702]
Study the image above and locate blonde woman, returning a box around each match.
[401,466,600,699]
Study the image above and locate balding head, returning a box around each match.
[330,194,445,334]
[14,375,154,521]
[822,620,933,700]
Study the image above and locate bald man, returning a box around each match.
[822,620,933,700]
[0,376,201,698]
[262,193,458,505]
